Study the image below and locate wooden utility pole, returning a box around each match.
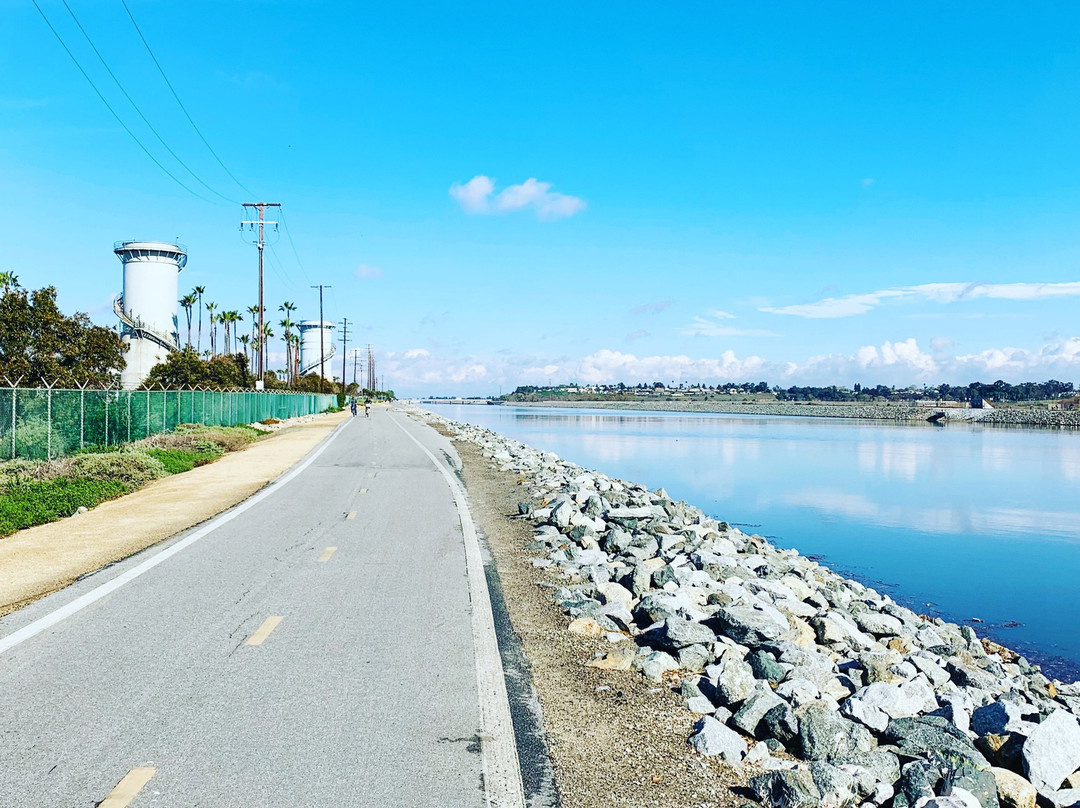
[311,284,331,393]
[339,318,349,391]
[241,202,280,385]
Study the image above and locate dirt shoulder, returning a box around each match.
[0,411,348,616]
[451,435,748,808]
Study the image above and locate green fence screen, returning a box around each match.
[0,387,338,460]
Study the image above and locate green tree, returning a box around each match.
[0,285,124,386]
[143,348,249,390]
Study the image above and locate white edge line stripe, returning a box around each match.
[0,418,352,656]
[389,411,525,808]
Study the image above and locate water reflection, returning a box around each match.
[426,404,1080,676]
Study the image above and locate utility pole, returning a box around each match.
[339,317,349,392]
[367,344,375,393]
[311,284,331,393]
[241,203,280,386]
[352,349,360,386]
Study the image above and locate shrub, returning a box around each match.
[139,424,257,454]
[59,451,167,487]
[0,459,50,487]
[0,478,129,537]
[143,447,218,475]
[0,418,69,461]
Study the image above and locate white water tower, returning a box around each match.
[113,240,186,389]
[298,319,336,379]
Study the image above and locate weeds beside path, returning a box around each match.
[0,411,348,617]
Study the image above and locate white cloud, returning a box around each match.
[376,333,1080,398]
[354,263,384,280]
[572,349,770,385]
[710,310,736,320]
[626,329,649,341]
[449,175,495,214]
[632,300,673,315]
[761,281,1080,319]
[681,316,780,338]
[449,175,585,221]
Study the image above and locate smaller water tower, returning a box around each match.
[113,240,186,389]
[298,320,337,379]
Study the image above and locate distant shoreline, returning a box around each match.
[501,399,1080,428]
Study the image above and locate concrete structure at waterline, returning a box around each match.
[298,319,336,379]
[113,240,186,389]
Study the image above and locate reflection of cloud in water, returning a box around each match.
[980,443,1015,473]
[1061,445,1080,483]
[785,488,1080,542]
[854,441,930,482]
[573,432,762,470]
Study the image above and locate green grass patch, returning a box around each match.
[143,447,220,475]
[0,478,129,537]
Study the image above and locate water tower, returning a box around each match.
[113,240,186,389]
[298,319,336,379]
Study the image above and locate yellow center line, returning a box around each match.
[358,488,368,494]
[318,546,337,562]
[246,616,283,646]
[345,511,356,520]
[99,767,155,808]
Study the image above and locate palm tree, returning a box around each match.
[278,302,297,380]
[239,334,251,368]
[259,324,275,374]
[192,286,206,352]
[246,304,261,369]
[179,293,196,348]
[230,311,244,354]
[205,301,218,355]
[291,333,302,380]
[224,312,234,355]
[279,318,294,384]
[0,271,19,294]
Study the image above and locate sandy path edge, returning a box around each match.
[0,411,349,617]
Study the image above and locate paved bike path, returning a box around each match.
[0,410,511,807]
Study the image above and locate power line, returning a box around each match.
[266,244,297,291]
[278,207,313,284]
[120,0,254,198]
[58,0,238,205]
[30,0,217,204]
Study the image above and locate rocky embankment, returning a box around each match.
[514,400,1080,428]
[426,410,1080,808]
[516,401,934,421]
[976,411,1080,428]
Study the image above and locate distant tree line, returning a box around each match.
[510,379,1076,404]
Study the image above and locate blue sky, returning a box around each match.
[2,2,1079,395]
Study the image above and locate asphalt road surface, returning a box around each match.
[0,409,514,807]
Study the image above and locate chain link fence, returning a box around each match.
[0,387,338,460]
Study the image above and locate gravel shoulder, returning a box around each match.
[451,430,750,808]
[0,411,348,616]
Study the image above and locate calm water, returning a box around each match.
[425,404,1080,680]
